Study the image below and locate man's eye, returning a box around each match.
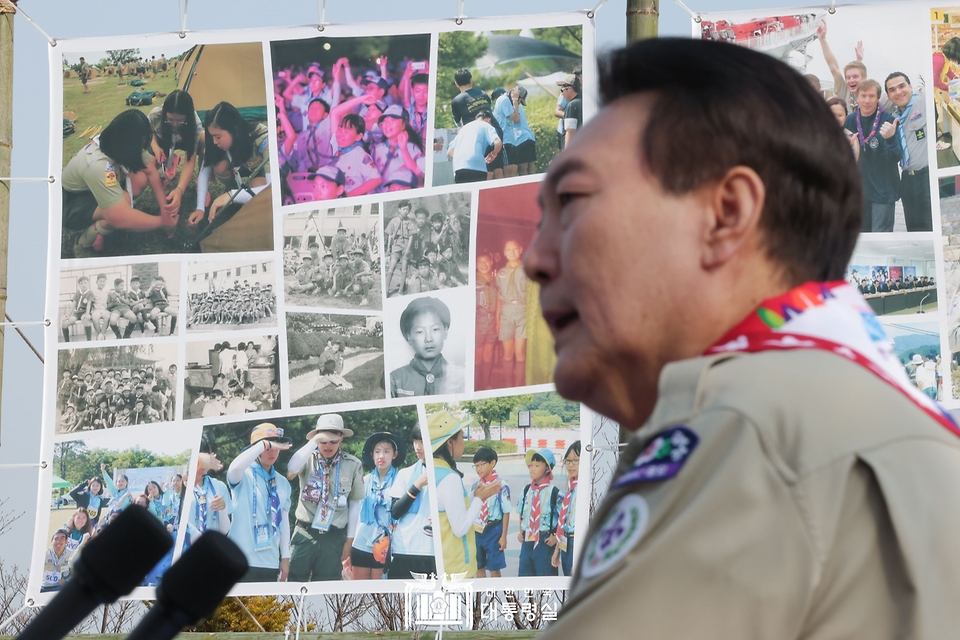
[558,193,578,207]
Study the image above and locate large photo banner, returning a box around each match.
[696,2,958,408]
[33,13,603,605]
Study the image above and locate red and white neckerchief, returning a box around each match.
[477,470,500,528]
[527,471,554,546]
[705,281,959,437]
[556,476,578,538]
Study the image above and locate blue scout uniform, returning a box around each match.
[188,474,232,541]
[334,143,381,194]
[228,463,292,570]
[516,482,561,577]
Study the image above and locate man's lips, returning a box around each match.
[542,308,579,335]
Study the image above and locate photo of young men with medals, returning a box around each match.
[843,79,901,232]
[287,414,365,582]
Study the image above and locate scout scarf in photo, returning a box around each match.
[705,281,960,437]
[252,463,282,539]
[856,105,883,149]
[477,470,501,528]
[360,465,398,526]
[557,477,578,538]
[410,356,447,395]
[194,477,210,532]
[526,471,554,546]
[308,451,341,532]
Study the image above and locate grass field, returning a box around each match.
[291,353,385,407]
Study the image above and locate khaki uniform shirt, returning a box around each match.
[543,350,960,639]
[294,451,364,531]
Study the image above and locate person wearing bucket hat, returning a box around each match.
[515,448,560,577]
[493,85,537,178]
[286,413,365,582]
[372,104,425,191]
[390,296,465,397]
[226,423,294,582]
[387,428,436,579]
[430,410,502,578]
[349,432,406,580]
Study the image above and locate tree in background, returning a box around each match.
[106,48,140,66]
[460,394,533,441]
[187,596,299,633]
[436,31,489,128]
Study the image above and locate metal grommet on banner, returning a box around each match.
[673,0,702,23]
[299,586,308,595]
[44,319,51,327]
[585,443,594,452]
[41,461,48,469]
[179,31,186,39]
[317,0,327,32]
[455,0,465,24]
[26,599,34,607]
[828,0,837,14]
[587,11,594,19]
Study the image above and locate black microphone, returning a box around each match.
[125,531,249,640]
[19,505,173,640]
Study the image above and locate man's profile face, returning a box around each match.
[885,75,913,109]
[524,96,705,423]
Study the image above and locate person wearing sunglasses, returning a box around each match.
[287,414,365,582]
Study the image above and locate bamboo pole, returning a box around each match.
[0,0,17,444]
[627,0,659,42]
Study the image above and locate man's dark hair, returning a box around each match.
[598,39,861,284]
[454,68,472,86]
[884,71,911,93]
[473,446,498,464]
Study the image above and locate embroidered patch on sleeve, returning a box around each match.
[611,426,699,489]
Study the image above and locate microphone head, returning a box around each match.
[156,531,249,623]
[73,505,173,600]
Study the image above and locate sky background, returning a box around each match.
[0,0,893,563]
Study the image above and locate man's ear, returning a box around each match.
[700,166,765,271]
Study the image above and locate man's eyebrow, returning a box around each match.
[538,157,589,208]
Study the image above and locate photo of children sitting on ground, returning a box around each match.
[382,193,471,298]
[45,432,190,591]
[58,262,180,343]
[270,33,431,205]
[433,27,583,186]
[183,337,280,419]
[426,391,581,579]
[61,42,274,259]
[56,344,179,433]
[198,406,423,583]
[475,182,555,391]
[186,258,278,332]
[286,312,385,408]
[282,205,382,310]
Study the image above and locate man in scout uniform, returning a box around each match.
[287,414,364,582]
[330,222,353,261]
[496,239,528,387]
[529,39,960,638]
[885,72,931,232]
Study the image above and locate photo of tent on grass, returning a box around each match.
[60,42,274,260]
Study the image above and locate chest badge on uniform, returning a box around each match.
[611,426,699,489]
[581,494,649,579]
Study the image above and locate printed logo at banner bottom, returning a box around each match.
[404,573,474,628]
[581,494,649,579]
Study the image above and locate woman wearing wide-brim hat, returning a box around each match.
[350,432,406,580]
[430,410,501,578]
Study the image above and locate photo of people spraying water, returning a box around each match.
[60,43,273,259]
